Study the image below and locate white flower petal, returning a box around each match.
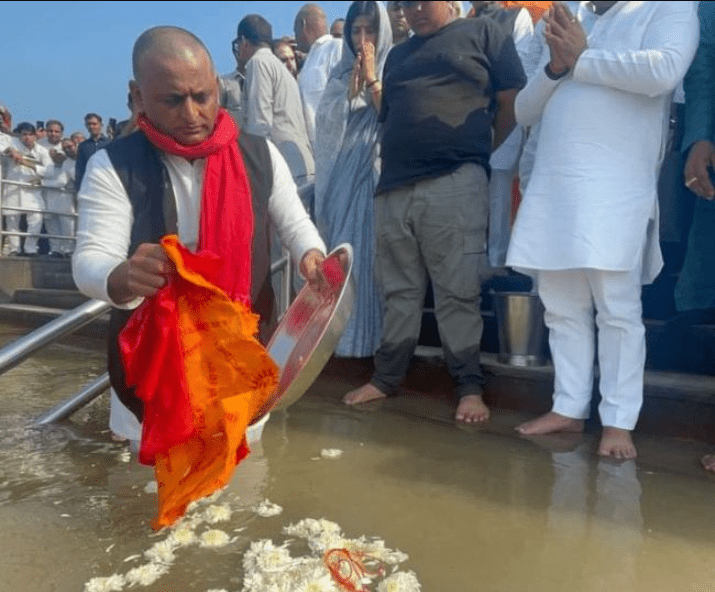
[199,529,231,548]
[83,574,125,592]
[252,499,283,517]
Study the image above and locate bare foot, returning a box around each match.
[343,383,387,405]
[701,454,715,473]
[455,394,489,423]
[598,427,636,459]
[515,412,584,435]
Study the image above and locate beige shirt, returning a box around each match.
[242,48,314,182]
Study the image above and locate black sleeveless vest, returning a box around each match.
[104,130,276,420]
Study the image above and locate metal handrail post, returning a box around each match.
[0,299,111,375]
[285,250,293,317]
[33,372,110,425]
[0,156,4,249]
[270,253,291,317]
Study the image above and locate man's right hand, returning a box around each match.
[107,242,174,304]
[544,2,587,75]
[684,140,715,200]
[50,149,66,166]
[8,149,23,164]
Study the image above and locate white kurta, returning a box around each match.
[5,138,52,207]
[4,138,52,253]
[42,146,75,255]
[73,140,325,305]
[0,131,12,152]
[73,139,326,440]
[507,1,699,284]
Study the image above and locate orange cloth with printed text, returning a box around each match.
[120,235,279,529]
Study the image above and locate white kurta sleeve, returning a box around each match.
[513,8,535,66]
[34,145,54,178]
[514,62,563,127]
[72,149,140,308]
[573,2,699,98]
[266,141,326,266]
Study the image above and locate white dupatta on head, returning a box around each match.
[314,1,393,222]
[312,1,392,357]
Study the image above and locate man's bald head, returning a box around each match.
[132,26,215,83]
[130,26,220,145]
[294,3,328,52]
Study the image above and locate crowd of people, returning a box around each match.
[2,1,714,468]
[0,111,112,257]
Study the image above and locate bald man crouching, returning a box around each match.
[72,26,327,444]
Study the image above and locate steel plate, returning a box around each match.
[251,244,354,423]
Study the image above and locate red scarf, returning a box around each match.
[137,109,253,303]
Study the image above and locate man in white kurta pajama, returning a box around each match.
[506,1,698,458]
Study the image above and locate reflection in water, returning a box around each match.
[540,441,643,591]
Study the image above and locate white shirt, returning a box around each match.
[298,35,343,148]
[243,47,315,180]
[0,131,12,153]
[73,140,326,307]
[40,140,69,191]
[5,138,52,208]
[507,1,699,284]
[62,156,76,185]
[512,7,535,61]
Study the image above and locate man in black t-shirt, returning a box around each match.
[344,0,526,423]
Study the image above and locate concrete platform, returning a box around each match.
[317,352,715,446]
[1,254,713,446]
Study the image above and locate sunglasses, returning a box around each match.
[232,37,244,53]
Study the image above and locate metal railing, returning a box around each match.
[0,299,111,375]
[0,234,296,427]
[0,299,113,426]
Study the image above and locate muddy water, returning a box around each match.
[2,323,715,591]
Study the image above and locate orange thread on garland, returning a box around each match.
[323,548,385,591]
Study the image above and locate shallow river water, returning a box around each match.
[2,324,715,591]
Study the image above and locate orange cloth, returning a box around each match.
[120,235,279,529]
[501,1,552,23]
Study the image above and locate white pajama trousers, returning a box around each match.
[537,267,645,430]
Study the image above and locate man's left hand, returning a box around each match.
[299,248,327,292]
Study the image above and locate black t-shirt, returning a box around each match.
[377,17,527,194]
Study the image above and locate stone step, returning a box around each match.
[419,310,715,376]
[33,270,77,290]
[404,349,715,445]
[0,302,109,338]
[12,288,89,309]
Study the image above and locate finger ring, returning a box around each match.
[685,176,698,187]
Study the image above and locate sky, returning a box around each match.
[0,1,354,135]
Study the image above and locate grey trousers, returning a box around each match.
[371,163,489,397]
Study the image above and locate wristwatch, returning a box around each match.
[544,63,570,80]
